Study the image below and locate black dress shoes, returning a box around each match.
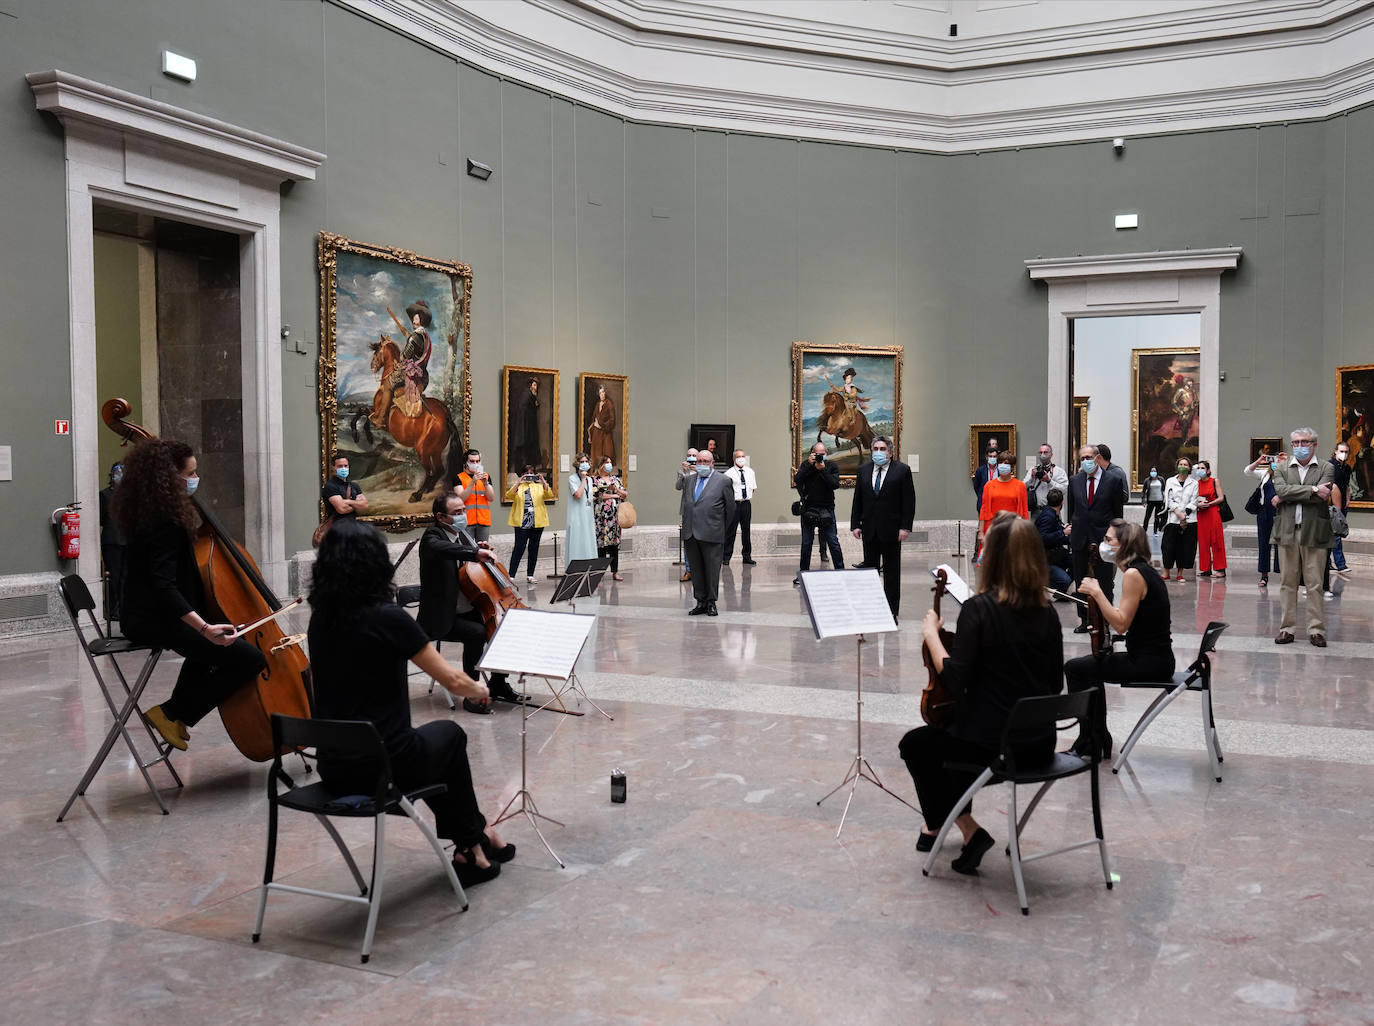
[488,676,529,705]
[706,602,718,616]
[742,558,757,566]
[461,697,493,715]
[1073,624,1091,634]
[688,603,708,615]
[916,831,937,853]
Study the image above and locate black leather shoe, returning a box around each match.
[488,677,529,705]
[1073,624,1091,634]
[688,603,708,615]
[742,559,757,566]
[852,562,875,569]
[706,602,718,616]
[951,828,995,875]
[462,697,493,715]
[916,831,937,853]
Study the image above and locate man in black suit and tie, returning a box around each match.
[680,451,735,616]
[1066,442,1128,631]
[850,436,916,618]
[418,493,524,711]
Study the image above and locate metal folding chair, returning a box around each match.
[397,585,455,710]
[55,574,181,820]
[252,714,468,964]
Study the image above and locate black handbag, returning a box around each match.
[1218,496,1235,523]
[1243,485,1263,517]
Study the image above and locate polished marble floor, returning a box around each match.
[4,546,1373,1025]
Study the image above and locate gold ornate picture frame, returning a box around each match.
[968,424,1016,479]
[1337,362,1374,509]
[576,372,629,476]
[791,342,903,487]
[317,232,472,532]
[1131,347,1200,491]
[500,365,559,504]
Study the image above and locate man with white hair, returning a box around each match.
[1272,427,1335,647]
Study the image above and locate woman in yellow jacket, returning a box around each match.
[505,468,552,582]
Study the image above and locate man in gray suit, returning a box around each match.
[680,451,735,616]
[1273,426,1336,647]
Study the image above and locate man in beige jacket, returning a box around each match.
[1272,427,1336,647]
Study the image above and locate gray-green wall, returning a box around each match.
[1,0,1370,575]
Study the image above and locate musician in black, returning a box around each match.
[417,493,523,712]
[1064,518,1174,760]
[115,438,266,751]
[309,518,510,887]
[900,514,1064,875]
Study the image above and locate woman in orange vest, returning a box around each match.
[455,448,495,542]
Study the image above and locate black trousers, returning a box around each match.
[1071,546,1116,625]
[899,726,1052,833]
[597,544,620,574]
[509,526,543,576]
[123,617,267,727]
[437,610,507,685]
[861,531,903,616]
[1064,649,1176,737]
[1255,514,1278,573]
[724,499,752,561]
[1161,523,1198,571]
[1143,501,1164,531]
[322,720,486,849]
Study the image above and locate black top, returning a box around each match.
[1034,506,1069,550]
[121,518,204,636]
[794,459,840,510]
[98,486,125,547]
[309,602,431,765]
[1330,458,1351,511]
[321,477,362,517]
[1123,557,1172,659]
[942,593,1063,752]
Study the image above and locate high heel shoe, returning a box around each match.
[479,834,516,864]
[451,846,501,886]
[1070,732,1113,762]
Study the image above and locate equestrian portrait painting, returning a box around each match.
[317,232,472,531]
[791,342,903,486]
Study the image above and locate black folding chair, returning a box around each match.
[1113,621,1228,782]
[396,585,455,710]
[252,714,467,964]
[55,574,181,820]
[922,691,1113,915]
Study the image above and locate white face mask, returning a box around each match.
[468,462,483,475]
[735,457,746,467]
[1099,541,1116,561]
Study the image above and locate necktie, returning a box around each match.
[875,467,884,492]
[695,477,705,501]
[741,471,748,501]
[1087,474,1095,505]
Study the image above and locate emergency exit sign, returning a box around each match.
[55,420,69,435]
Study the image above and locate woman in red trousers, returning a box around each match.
[1194,460,1227,578]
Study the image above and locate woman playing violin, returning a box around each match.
[901,514,1064,874]
[308,519,512,886]
[114,439,266,751]
[1064,518,1173,760]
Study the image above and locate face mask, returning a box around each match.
[468,462,483,475]
[987,455,997,465]
[996,462,1011,477]
[1080,459,1095,475]
[111,470,123,484]
[1192,467,1206,479]
[578,462,590,472]
[1098,541,1116,561]
[1038,453,1051,464]
[873,451,888,466]
[185,476,199,496]
[336,466,349,480]
[697,464,713,477]
[602,463,613,473]
[1292,445,1312,462]
[1149,470,1157,478]
[1177,465,1189,477]
[735,457,746,467]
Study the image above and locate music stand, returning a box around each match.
[478,607,596,868]
[800,569,917,838]
[547,558,613,720]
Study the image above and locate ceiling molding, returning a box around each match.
[27,69,325,181]
[338,0,1374,151]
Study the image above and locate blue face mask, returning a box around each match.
[697,464,712,477]
[1080,459,1095,475]
[872,451,888,466]
[1149,470,1157,478]
[997,463,1011,477]
[578,462,590,472]
[185,476,199,496]
[1192,467,1206,479]
[1292,445,1312,462]
[337,466,349,480]
[111,469,123,485]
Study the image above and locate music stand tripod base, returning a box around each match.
[491,675,567,867]
[815,633,918,838]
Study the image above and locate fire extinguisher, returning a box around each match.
[51,503,81,561]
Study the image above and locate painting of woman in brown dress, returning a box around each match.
[586,382,616,463]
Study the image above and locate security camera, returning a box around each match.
[1112,137,1125,154]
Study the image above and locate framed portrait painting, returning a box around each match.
[577,373,629,475]
[500,365,559,504]
[1249,436,1282,464]
[791,342,903,486]
[689,424,735,468]
[1131,348,1200,490]
[1337,362,1374,508]
[1071,397,1090,461]
[968,424,1016,478]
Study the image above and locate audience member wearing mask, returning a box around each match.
[1023,443,1069,513]
[455,449,495,542]
[1242,450,1281,587]
[1329,441,1352,576]
[1193,460,1227,579]
[565,451,597,568]
[977,450,1029,553]
[1142,467,1165,534]
[1162,458,1199,582]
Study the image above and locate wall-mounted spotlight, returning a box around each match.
[466,159,493,181]
[1112,137,1125,154]
[162,50,197,83]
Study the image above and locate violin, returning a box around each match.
[102,398,312,761]
[920,568,958,728]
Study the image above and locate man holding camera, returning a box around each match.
[793,442,845,586]
[674,447,699,582]
[455,448,495,543]
[1023,442,1068,513]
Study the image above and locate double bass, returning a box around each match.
[457,551,526,640]
[920,569,958,728]
[102,398,312,761]
[1085,543,1115,661]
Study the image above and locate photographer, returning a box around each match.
[793,442,844,586]
[504,466,550,582]
[1022,442,1068,513]
[456,448,495,542]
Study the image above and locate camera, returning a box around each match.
[685,457,697,466]
[812,453,825,463]
[1263,455,1277,465]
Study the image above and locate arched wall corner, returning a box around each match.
[27,71,324,594]
[1026,248,1242,468]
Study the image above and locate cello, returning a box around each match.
[920,568,959,728]
[102,398,312,761]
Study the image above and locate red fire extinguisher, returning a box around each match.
[51,503,81,561]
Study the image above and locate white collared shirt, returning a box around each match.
[723,464,757,501]
[1289,456,1319,525]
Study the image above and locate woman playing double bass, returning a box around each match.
[900,514,1064,874]
[115,439,266,751]
[1064,519,1174,760]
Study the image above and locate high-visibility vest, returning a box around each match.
[457,471,492,526]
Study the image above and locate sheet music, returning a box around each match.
[931,564,972,606]
[799,569,898,639]
[476,607,595,680]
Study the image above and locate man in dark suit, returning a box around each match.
[850,436,916,618]
[680,451,735,616]
[1066,442,1128,631]
[971,435,1000,513]
[418,493,524,711]
[1034,486,1073,592]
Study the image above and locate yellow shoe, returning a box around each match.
[145,705,188,751]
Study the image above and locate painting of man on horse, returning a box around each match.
[791,344,903,484]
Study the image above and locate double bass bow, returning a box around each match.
[102,398,312,761]
[920,568,958,728]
